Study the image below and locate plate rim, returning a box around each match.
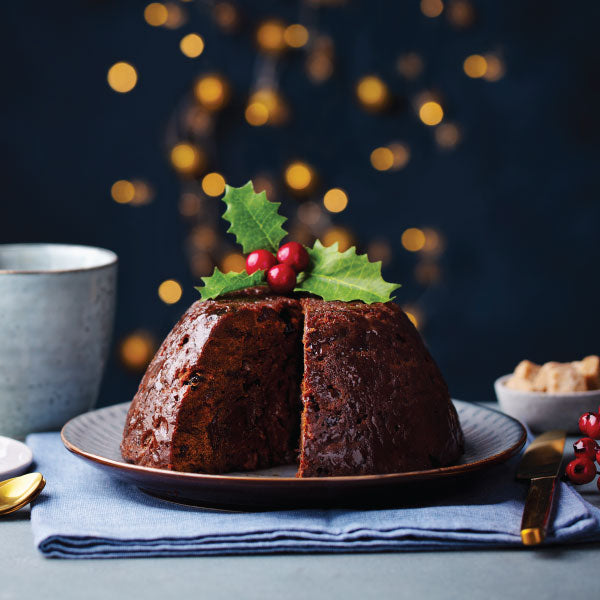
[61,399,527,485]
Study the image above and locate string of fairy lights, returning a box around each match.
[110,0,506,372]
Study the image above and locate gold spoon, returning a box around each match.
[0,472,46,516]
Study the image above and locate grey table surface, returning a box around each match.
[2,412,600,600]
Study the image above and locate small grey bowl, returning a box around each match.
[494,374,600,434]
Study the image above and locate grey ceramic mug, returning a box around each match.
[0,244,117,438]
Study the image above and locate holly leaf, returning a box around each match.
[221,182,287,254]
[195,268,266,301]
[295,240,401,303]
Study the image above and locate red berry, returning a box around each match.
[566,457,597,485]
[579,412,600,439]
[573,437,599,461]
[596,448,600,465]
[246,249,277,275]
[277,242,309,273]
[267,263,297,294]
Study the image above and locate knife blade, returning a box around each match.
[516,430,566,546]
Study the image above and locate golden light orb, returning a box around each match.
[483,54,505,81]
[389,142,411,170]
[370,147,394,171]
[194,74,230,111]
[256,19,287,54]
[321,227,354,252]
[422,228,445,255]
[284,24,309,48]
[180,33,205,58]
[111,180,135,204]
[119,331,156,372]
[403,307,422,329]
[463,54,487,78]
[107,62,138,93]
[419,101,444,126]
[401,228,426,252]
[420,0,444,18]
[201,172,226,197]
[356,76,390,112]
[144,3,168,27]
[170,142,204,176]
[245,102,269,126]
[158,279,183,304]
[284,161,315,193]
[221,252,246,273]
[323,188,348,213]
[435,123,461,149]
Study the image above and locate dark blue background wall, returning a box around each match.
[3,0,599,406]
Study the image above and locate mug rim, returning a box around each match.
[0,243,118,275]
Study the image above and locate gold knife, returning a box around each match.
[516,430,566,545]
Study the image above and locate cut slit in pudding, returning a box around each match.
[121,289,464,477]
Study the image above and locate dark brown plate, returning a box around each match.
[61,400,526,509]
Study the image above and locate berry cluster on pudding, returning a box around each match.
[246,242,309,294]
[565,409,600,487]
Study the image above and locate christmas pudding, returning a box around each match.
[121,182,464,476]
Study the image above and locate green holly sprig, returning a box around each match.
[195,181,401,303]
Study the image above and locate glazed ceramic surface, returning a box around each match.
[0,244,117,438]
[0,436,33,479]
[494,374,600,433]
[62,400,526,509]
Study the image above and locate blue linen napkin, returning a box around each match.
[27,432,600,559]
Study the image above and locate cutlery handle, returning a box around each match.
[520,476,556,545]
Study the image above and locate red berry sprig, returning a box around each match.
[245,242,310,295]
[566,408,600,491]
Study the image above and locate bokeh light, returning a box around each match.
[194,74,230,111]
[245,88,287,126]
[367,240,392,266]
[190,225,218,250]
[170,143,204,176]
[396,53,424,80]
[483,54,505,81]
[245,102,269,126]
[213,2,239,32]
[201,172,226,197]
[163,2,186,29]
[321,227,354,252]
[253,175,276,201]
[256,19,287,53]
[403,305,423,329]
[370,147,394,171]
[306,36,334,83]
[447,0,475,28]
[415,261,441,285]
[463,54,487,78]
[389,143,411,170]
[356,76,390,112]
[420,0,444,18]
[419,101,444,126]
[401,228,426,252]
[422,228,445,255]
[130,180,154,206]
[158,279,183,304]
[179,193,203,217]
[190,252,215,277]
[284,161,316,193]
[144,3,168,27]
[297,201,323,226]
[284,24,309,48]
[435,123,461,149]
[119,331,157,372]
[180,33,205,58]
[323,188,348,213]
[107,62,138,93]
[111,180,135,204]
[221,252,246,273]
